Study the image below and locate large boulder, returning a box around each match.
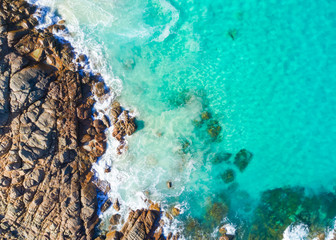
[10,65,53,113]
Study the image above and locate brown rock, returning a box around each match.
[102,114,110,128]
[101,199,112,213]
[110,102,122,123]
[110,214,121,225]
[93,119,106,133]
[113,199,120,211]
[0,135,12,156]
[0,1,136,239]
[106,230,121,240]
[85,171,94,183]
[81,134,92,143]
[153,227,165,240]
[94,82,105,97]
[7,29,29,46]
[166,181,172,188]
[125,117,137,136]
[219,226,227,235]
[172,207,180,217]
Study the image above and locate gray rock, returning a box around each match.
[10,66,53,113]
[0,135,11,156]
[5,52,29,75]
[23,168,45,188]
[7,29,29,47]
[0,176,11,187]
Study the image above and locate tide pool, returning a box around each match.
[31,0,336,239]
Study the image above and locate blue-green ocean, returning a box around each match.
[31,0,336,239]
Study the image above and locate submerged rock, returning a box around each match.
[205,202,229,225]
[201,111,211,120]
[234,149,253,172]
[249,187,336,240]
[212,152,232,164]
[207,120,222,140]
[221,169,235,183]
[228,29,238,40]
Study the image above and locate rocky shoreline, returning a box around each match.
[0,0,167,239]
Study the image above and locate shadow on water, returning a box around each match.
[135,119,145,131]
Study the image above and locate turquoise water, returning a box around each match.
[33,0,336,238]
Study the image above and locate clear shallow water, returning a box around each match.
[31,0,336,238]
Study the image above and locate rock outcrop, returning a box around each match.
[103,209,165,240]
[0,1,163,240]
[0,0,106,238]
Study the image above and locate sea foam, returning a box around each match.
[283,224,309,240]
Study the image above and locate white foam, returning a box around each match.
[324,218,336,240]
[222,222,236,235]
[283,223,309,240]
[154,0,180,42]
[27,0,123,99]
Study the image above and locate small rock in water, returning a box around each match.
[212,152,232,164]
[101,198,112,213]
[192,119,203,128]
[206,202,229,224]
[113,199,120,211]
[110,101,122,123]
[234,149,253,172]
[104,167,111,173]
[207,120,222,140]
[172,207,180,216]
[221,169,235,183]
[201,111,211,120]
[219,226,227,235]
[165,212,173,220]
[149,201,161,211]
[228,29,238,40]
[78,54,86,62]
[167,181,172,188]
[109,214,121,225]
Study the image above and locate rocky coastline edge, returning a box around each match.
[0,0,171,239]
